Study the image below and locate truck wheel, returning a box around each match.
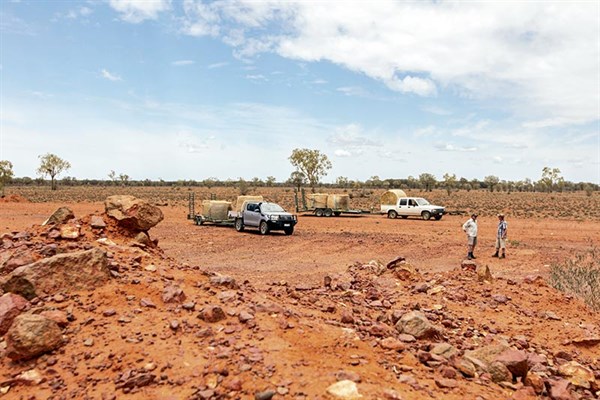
[324,208,333,217]
[284,227,294,235]
[422,211,431,220]
[434,215,442,221]
[315,209,324,217]
[235,218,244,232]
[334,211,341,217]
[259,221,270,235]
[388,210,398,219]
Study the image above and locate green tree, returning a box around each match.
[540,167,563,192]
[418,173,436,192]
[265,176,276,187]
[37,153,71,190]
[288,171,306,191]
[108,170,117,185]
[484,175,500,192]
[119,173,130,186]
[0,160,14,197]
[335,176,349,188]
[288,148,332,191]
[442,173,457,195]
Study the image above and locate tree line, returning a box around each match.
[0,151,597,196]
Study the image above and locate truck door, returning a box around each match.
[244,203,260,227]
[407,198,419,216]
[398,198,408,216]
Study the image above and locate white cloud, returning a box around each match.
[207,61,229,69]
[172,60,195,66]
[101,69,122,81]
[109,0,170,23]
[179,1,599,125]
[434,143,477,152]
[245,74,267,81]
[334,149,352,157]
[336,86,369,97]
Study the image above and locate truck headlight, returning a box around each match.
[270,215,279,221]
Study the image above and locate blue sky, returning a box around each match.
[1,0,599,183]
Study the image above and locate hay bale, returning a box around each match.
[234,196,264,212]
[326,194,350,211]
[201,200,232,220]
[307,193,329,209]
[381,190,407,205]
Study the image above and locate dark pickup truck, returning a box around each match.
[229,201,297,235]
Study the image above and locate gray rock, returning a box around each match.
[90,215,106,229]
[162,285,186,304]
[42,207,75,226]
[394,311,441,339]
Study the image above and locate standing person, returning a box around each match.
[462,213,478,260]
[493,214,508,258]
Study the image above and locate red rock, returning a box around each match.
[40,310,69,327]
[162,285,186,304]
[495,349,529,378]
[0,292,29,335]
[198,305,226,323]
[547,378,574,400]
[6,314,64,360]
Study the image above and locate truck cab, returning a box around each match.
[232,201,297,235]
[381,197,445,220]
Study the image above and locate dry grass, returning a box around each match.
[549,248,600,311]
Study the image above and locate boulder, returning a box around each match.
[42,207,75,226]
[1,248,110,299]
[558,361,595,389]
[1,250,36,275]
[495,349,529,379]
[5,314,64,360]
[394,311,441,339]
[0,292,30,335]
[476,264,493,282]
[105,195,163,231]
[326,380,362,399]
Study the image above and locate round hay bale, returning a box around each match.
[202,200,232,220]
[326,194,349,211]
[235,196,264,212]
[381,189,407,205]
[308,193,329,209]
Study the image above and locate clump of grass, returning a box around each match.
[549,248,600,311]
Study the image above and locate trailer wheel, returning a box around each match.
[324,208,333,217]
[259,221,270,235]
[388,210,398,219]
[315,209,324,217]
[422,211,431,220]
[195,216,204,225]
[235,218,244,232]
[334,211,341,217]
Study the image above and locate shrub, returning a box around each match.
[549,248,600,311]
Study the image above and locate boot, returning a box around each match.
[471,253,476,259]
[467,253,473,260]
[492,251,499,257]
[499,252,505,259]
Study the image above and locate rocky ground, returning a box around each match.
[0,196,599,400]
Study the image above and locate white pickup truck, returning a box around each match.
[381,197,445,220]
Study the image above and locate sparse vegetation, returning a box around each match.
[288,148,332,191]
[37,153,71,190]
[0,160,14,197]
[549,248,600,311]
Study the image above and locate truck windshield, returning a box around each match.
[261,203,285,213]
[416,198,430,206]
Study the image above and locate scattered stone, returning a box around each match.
[476,264,493,282]
[495,349,529,379]
[558,361,595,389]
[59,223,80,240]
[395,311,441,339]
[435,377,458,389]
[431,343,458,359]
[525,373,545,394]
[239,310,254,323]
[42,207,75,226]
[5,314,64,360]
[340,311,354,324]
[380,337,405,352]
[140,298,156,308]
[134,232,152,247]
[335,370,361,383]
[461,259,477,271]
[546,378,573,400]
[90,215,106,229]
[162,285,186,304]
[254,390,276,400]
[105,195,164,231]
[103,309,117,317]
[544,311,561,321]
[488,361,512,383]
[144,264,157,272]
[14,369,45,385]
[209,274,239,289]
[169,320,179,330]
[326,379,362,399]
[0,292,29,335]
[83,338,94,347]
[198,305,226,323]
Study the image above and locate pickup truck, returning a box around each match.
[229,201,298,235]
[381,197,445,220]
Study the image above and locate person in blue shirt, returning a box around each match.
[492,214,508,259]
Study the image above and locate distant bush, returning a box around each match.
[550,248,600,311]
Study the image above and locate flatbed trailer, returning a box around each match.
[188,193,235,226]
[294,189,369,217]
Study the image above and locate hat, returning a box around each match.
[497,213,505,218]
[471,213,478,217]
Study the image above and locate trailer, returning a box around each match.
[294,189,367,217]
[188,193,235,226]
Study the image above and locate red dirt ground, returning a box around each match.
[1,197,599,399]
